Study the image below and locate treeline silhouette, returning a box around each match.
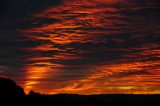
[0,77,159,106]
[0,77,25,97]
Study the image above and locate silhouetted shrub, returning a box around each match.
[28,90,41,96]
[0,77,25,97]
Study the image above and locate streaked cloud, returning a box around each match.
[0,0,160,94]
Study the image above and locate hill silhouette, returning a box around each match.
[0,77,159,106]
[0,77,25,97]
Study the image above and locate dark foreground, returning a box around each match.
[1,94,160,106]
[1,77,159,106]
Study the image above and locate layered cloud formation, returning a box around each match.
[0,0,160,94]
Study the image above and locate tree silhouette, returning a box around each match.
[0,77,25,97]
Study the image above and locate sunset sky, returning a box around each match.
[0,0,160,94]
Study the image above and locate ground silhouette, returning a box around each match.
[0,77,159,106]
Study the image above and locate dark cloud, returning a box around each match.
[0,0,62,27]
[109,70,151,78]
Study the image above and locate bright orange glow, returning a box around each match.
[23,62,63,93]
